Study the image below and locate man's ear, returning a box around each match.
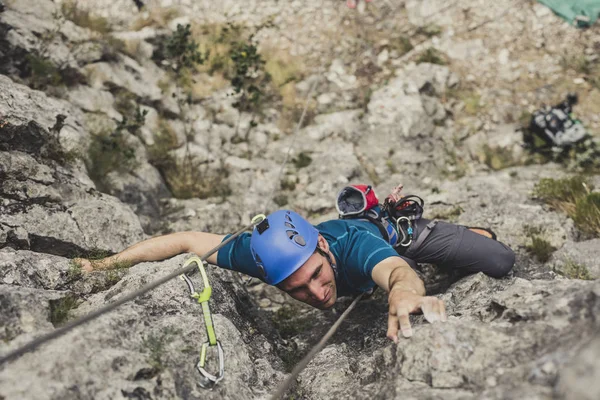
[317,234,329,253]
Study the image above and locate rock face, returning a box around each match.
[0,121,145,255]
[1,0,599,399]
[0,254,286,399]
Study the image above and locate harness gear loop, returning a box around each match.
[180,256,223,387]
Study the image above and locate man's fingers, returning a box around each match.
[421,297,447,323]
[397,308,412,338]
[421,298,437,323]
[440,299,448,322]
[387,313,399,343]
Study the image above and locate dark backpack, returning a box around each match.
[523,93,588,151]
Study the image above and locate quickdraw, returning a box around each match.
[179,214,266,389]
[180,256,224,388]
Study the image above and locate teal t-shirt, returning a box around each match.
[216,219,399,297]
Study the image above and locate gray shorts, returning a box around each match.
[402,219,515,278]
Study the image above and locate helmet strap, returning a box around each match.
[315,246,338,279]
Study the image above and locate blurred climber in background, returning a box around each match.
[346,0,372,9]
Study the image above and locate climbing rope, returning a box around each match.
[270,293,365,400]
[0,215,265,366]
[1,1,413,396]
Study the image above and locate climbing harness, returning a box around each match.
[335,184,427,249]
[383,194,425,249]
[180,256,224,388]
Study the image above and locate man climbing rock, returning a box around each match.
[76,186,514,343]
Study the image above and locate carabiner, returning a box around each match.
[197,340,225,388]
[395,216,413,247]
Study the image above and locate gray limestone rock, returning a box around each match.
[0,255,286,400]
[550,239,600,279]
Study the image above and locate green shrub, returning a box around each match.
[25,54,63,90]
[271,305,312,339]
[533,176,590,205]
[66,261,83,281]
[141,328,180,371]
[280,178,296,191]
[482,144,519,170]
[86,128,138,190]
[273,194,288,206]
[416,48,447,65]
[556,260,593,280]
[153,24,205,77]
[229,38,268,113]
[156,154,231,199]
[525,235,556,263]
[572,192,600,236]
[533,176,599,237]
[416,25,442,38]
[292,152,312,169]
[49,294,79,327]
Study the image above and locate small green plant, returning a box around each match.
[533,176,590,206]
[164,24,206,73]
[572,192,600,236]
[66,261,83,281]
[386,159,398,174]
[84,248,113,260]
[141,328,180,371]
[273,194,288,206]
[559,54,596,75]
[156,153,231,199]
[105,270,124,286]
[229,38,268,112]
[281,178,296,191]
[25,54,63,90]
[416,48,447,65]
[525,235,556,263]
[533,176,600,237]
[271,305,312,339]
[292,152,312,169]
[117,107,149,135]
[86,127,139,190]
[482,144,519,170]
[390,36,414,56]
[49,294,79,327]
[416,24,442,38]
[555,260,593,280]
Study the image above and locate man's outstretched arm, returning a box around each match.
[76,232,226,271]
[371,256,447,342]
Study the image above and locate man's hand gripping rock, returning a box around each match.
[386,288,447,343]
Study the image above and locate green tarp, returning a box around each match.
[538,0,600,27]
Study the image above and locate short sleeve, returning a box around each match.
[339,228,399,292]
[215,232,264,280]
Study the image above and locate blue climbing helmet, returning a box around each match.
[250,210,319,285]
